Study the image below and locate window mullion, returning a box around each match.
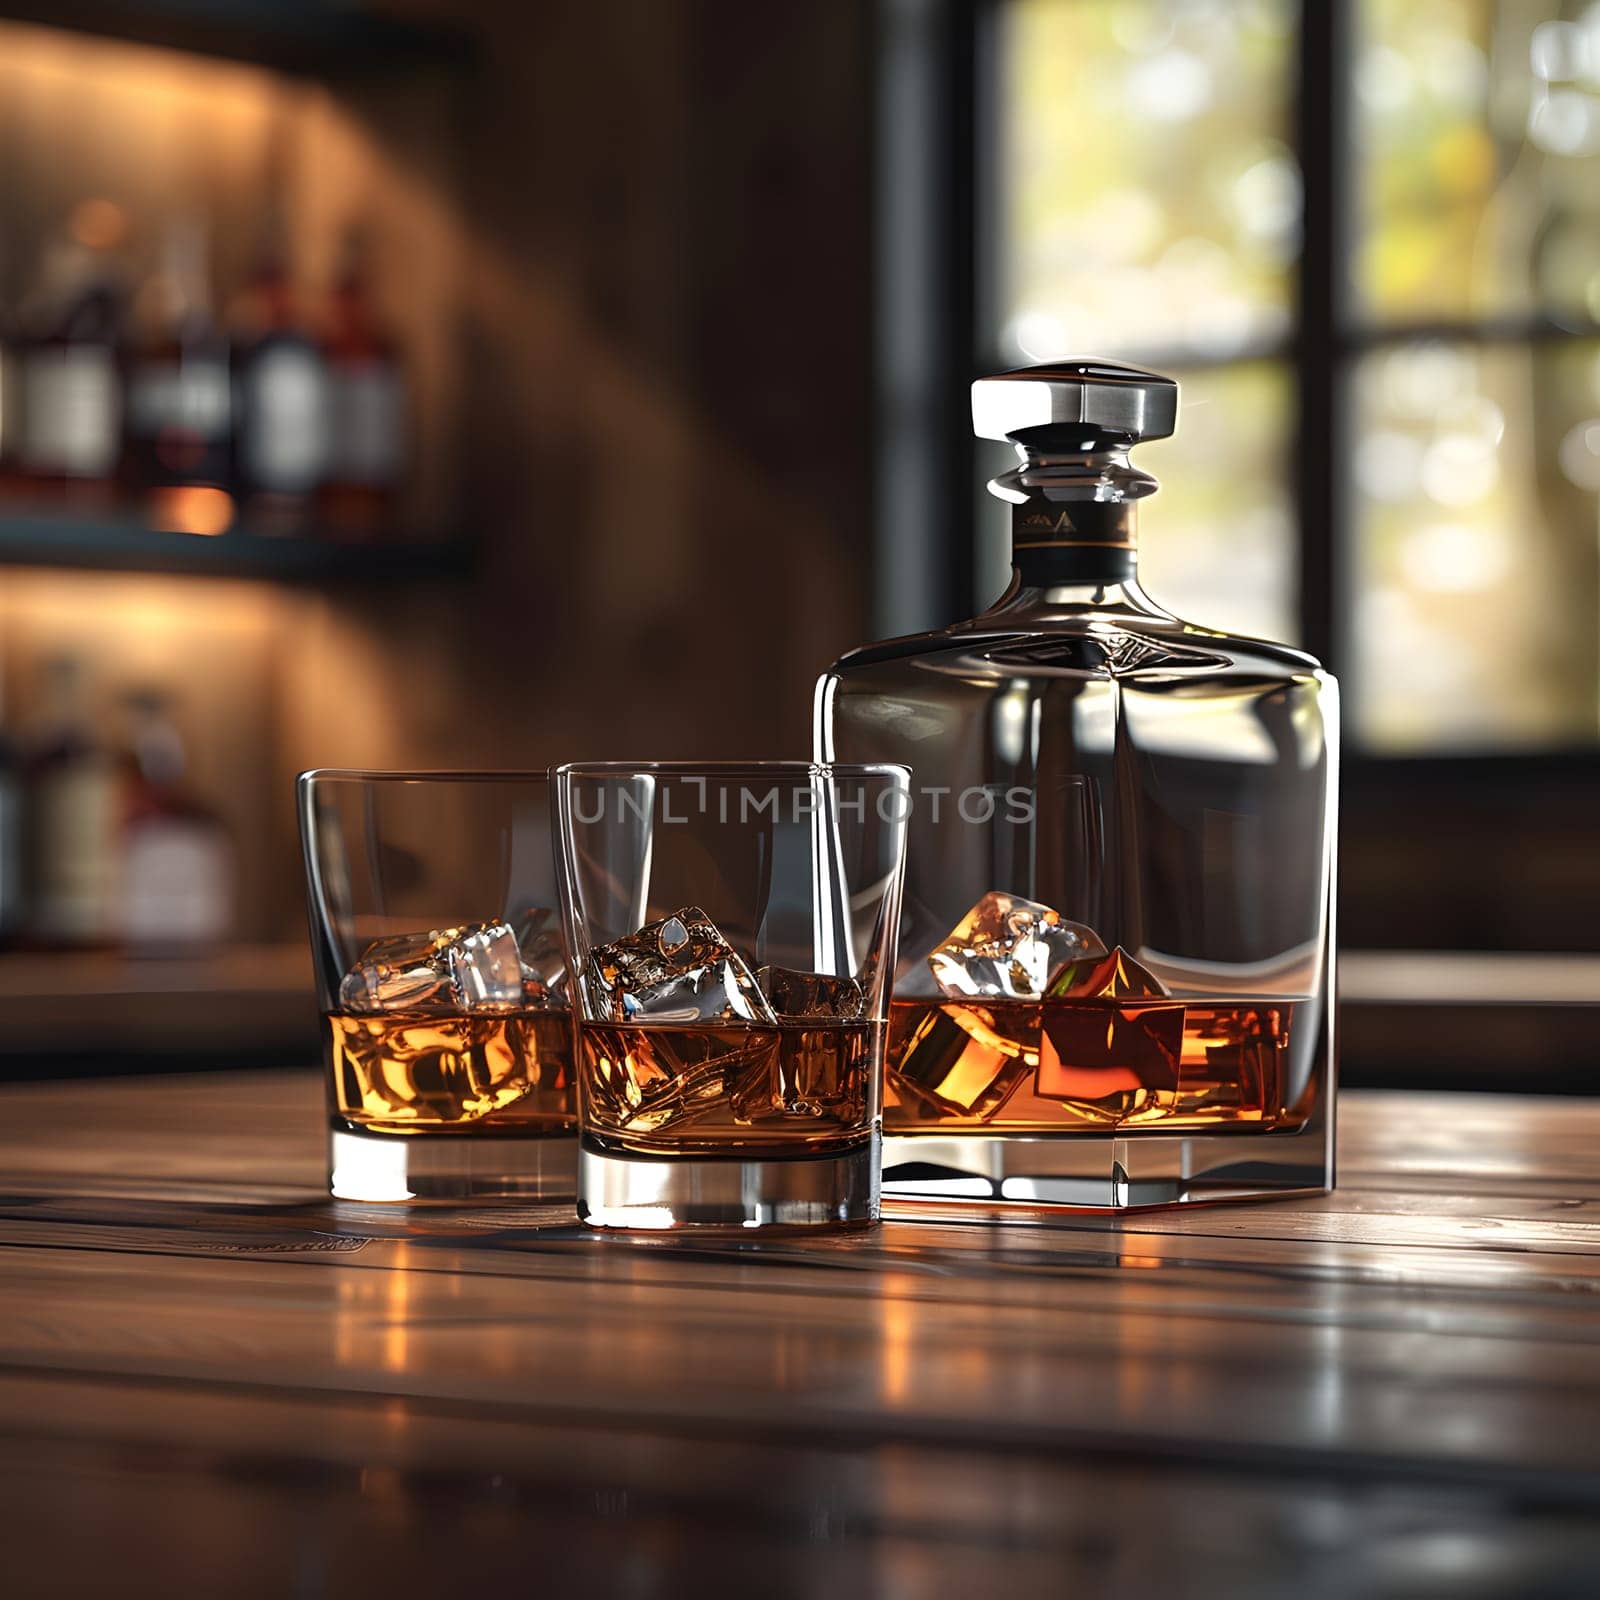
[1294,0,1352,674]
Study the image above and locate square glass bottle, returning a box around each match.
[815,362,1337,1210]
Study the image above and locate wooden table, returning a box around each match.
[1,1073,1597,1597]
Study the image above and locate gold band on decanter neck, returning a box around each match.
[1012,537,1138,551]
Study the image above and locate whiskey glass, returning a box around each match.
[298,770,576,1202]
[554,762,910,1231]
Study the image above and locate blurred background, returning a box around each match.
[0,0,1592,1091]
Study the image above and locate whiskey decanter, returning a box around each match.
[815,362,1337,1209]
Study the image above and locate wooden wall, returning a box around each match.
[440,0,876,766]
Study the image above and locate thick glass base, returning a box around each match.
[881,1116,1331,1214]
[578,1134,881,1231]
[328,1126,578,1202]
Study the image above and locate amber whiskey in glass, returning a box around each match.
[577,1019,876,1155]
[326,1009,575,1133]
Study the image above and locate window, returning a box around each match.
[1349,0,1600,749]
[990,0,1600,750]
[996,0,1300,644]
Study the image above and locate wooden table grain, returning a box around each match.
[0,1072,1597,1598]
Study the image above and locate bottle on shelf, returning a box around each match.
[0,659,24,944]
[0,226,19,492]
[117,687,233,952]
[124,217,234,536]
[26,654,121,947]
[320,223,406,540]
[230,209,331,535]
[15,200,130,504]
[815,361,1338,1211]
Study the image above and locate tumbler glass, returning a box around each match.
[299,770,576,1201]
[555,762,910,1230]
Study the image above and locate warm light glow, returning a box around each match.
[0,19,281,116]
[68,197,128,251]
[383,1267,410,1375]
[879,1284,917,1404]
[0,19,292,294]
[147,486,236,537]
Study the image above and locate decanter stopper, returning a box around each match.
[972,360,1179,445]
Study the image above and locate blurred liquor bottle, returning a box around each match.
[125,219,235,535]
[16,201,129,504]
[320,225,406,540]
[231,210,330,534]
[0,663,24,944]
[0,226,18,490]
[118,688,233,951]
[26,655,120,947]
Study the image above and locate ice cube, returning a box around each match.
[329,1013,541,1124]
[1046,946,1170,1000]
[585,906,776,1024]
[1035,1000,1184,1117]
[512,905,569,1006]
[338,922,526,1014]
[756,965,865,1021]
[927,891,1106,1001]
[584,1024,772,1136]
[887,1002,1039,1118]
[1036,949,1181,1119]
[731,1025,870,1124]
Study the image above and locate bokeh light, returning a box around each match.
[1356,0,1600,323]
[1001,0,1299,362]
[1353,340,1600,748]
